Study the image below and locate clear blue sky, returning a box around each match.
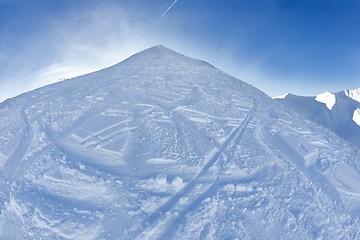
[1,0,359,101]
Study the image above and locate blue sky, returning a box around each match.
[1,0,359,101]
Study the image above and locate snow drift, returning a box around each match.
[1,46,360,239]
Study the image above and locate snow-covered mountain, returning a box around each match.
[1,46,360,239]
[274,89,360,147]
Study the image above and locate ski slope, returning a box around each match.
[1,46,360,239]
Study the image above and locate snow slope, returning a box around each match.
[1,46,360,239]
[275,90,360,147]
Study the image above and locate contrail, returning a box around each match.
[162,0,179,17]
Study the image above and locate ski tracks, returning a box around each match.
[0,107,34,213]
[135,101,257,240]
[254,120,347,236]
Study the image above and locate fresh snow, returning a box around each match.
[353,108,360,126]
[1,46,360,239]
[315,91,336,110]
[345,88,360,103]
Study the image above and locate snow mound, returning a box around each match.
[353,108,360,126]
[315,92,336,110]
[345,88,360,103]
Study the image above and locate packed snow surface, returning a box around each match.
[353,108,360,126]
[345,88,360,103]
[1,46,360,239]
[315,92,336,110]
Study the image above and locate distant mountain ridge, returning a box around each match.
[274,88,360,147]
[345,88,360,103]
[1,46,360,239]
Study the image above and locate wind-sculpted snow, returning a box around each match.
[276,91,360,147]
[315,92,336,110]
[345,88,360,103]
[1,46,360,239]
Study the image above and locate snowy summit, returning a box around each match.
[1,46,360,239]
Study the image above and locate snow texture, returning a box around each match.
[1,45,360,239]
[315,92,336,110]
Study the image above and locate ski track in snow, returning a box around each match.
[135,101,257,240]
[0,106,34,213]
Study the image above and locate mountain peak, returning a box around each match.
[113,45,216,73]
[134,45,178,56]
[145,44,174,52]
[121,45,187,62]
